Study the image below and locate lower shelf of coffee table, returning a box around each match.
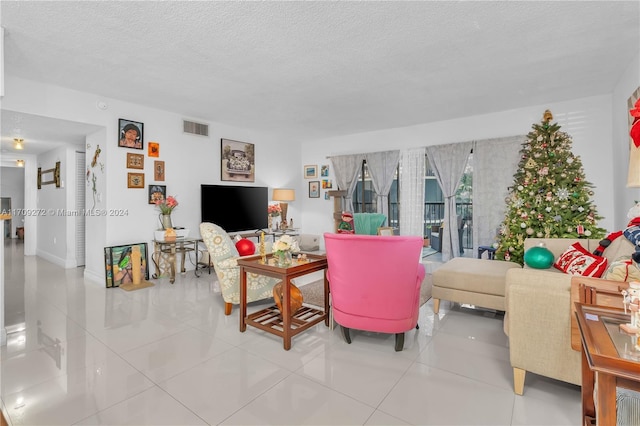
[246,305,326,337]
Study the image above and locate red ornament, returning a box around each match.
[235,238,256,256]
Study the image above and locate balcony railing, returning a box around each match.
[355,201,473,249]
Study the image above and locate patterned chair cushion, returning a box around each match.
[200,222,279,305]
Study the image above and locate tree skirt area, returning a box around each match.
[299,274,433,308]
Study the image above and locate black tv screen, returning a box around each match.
[201,185,268,232]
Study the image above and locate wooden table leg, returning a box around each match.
[179,243,187,273]
[169,244,176,284]
[324,271,330,327]
[283,277,291,350]
[595,372,617,425]
[581,345,595,419]
[240,266,247,332]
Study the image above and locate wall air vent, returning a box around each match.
[183,120,209,136]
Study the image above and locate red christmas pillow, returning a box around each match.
[553,242,607,277]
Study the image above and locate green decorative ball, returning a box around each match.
[524,246,554,269]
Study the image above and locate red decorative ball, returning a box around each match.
[235,238,256,256]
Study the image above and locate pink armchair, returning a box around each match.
[323,233,425,351]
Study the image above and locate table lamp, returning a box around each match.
[272,188,295,227]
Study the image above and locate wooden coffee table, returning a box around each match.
[237,253,329,350]
[574,303,640,425]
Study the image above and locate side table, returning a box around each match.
[478,245,496,259]
[152,237,200,284]
[237,253,329,350]
[574,303,640,425]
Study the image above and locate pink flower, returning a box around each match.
[268,204,282,217]
[156,195,179,214]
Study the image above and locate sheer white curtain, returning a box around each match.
[399,148,426,237]
[330,154,364,212]
[365,150,400,219]
[473,136,523,254]
[425,141,473,261]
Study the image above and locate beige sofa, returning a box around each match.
[505,236,634,395]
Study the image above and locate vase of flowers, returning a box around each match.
[156,195,179,229]
[268,204,282,231]
[272,234,299,267]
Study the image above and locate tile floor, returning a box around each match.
[1,240,581,425]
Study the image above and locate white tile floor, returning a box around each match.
[1,240,581,425]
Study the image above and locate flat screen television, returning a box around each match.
[201,184,268,233]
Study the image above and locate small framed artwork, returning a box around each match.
[148,184,166,204]
[127,172,145,189]
[321,164,329,177]
[148,142,160,157]
[154,160,165,181]
[221,138,255,182]
[322,179,333,189]
[126,153,144,169]
[118,119,144,149]
[304,165,317,179]
[309,181,320,198]
[104,243,149,288]
[324,192,330,200]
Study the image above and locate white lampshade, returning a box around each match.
[272,188,295,201]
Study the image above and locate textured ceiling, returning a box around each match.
[1,1,639,155]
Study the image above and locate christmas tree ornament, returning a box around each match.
[549,152,555,158]
[543,110,554,122]
[524,244,554,269]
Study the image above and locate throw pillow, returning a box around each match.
[602,256,640,282]
[553,242,608,277]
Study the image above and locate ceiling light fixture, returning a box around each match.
[13,138,24,150]
[16,159,24,167]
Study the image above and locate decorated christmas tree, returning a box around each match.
[495,110,606,265]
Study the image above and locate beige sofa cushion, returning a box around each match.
[433,257,521,297]
[600,235,635,262]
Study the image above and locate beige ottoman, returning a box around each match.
[432,257,521,313]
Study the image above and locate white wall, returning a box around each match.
[2,75,303,281]
[0,166,24,238]
[300,95,618,242]
[612,51,640,230]
[35,146,72,267]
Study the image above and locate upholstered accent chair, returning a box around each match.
[200,222,280,315]
[353,213,387,235]
[323,232,425,351]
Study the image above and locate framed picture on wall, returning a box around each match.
[126,153,144,169]
[304,165,317,179]
[221,138,255,182]
[127,172,145,189]
[154,160,165,181]
[148,142,160,157]
[104,243,149,288]
[309,181,320,198]
[321,164,329,177]
[118,119,144,149]
[148,184,166,204]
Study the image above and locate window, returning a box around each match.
[352,161,399,227]
[425,152,473,248]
